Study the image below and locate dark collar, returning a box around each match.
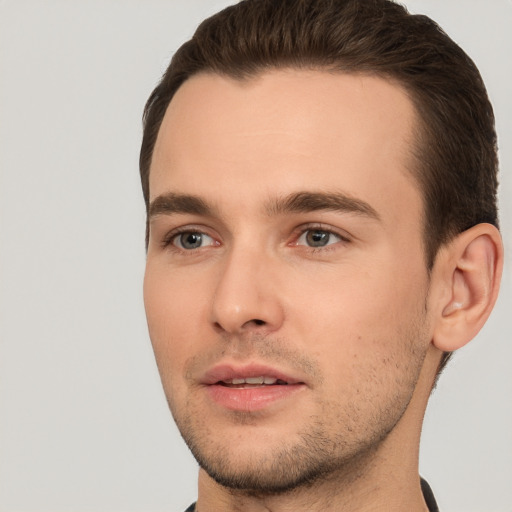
[421,478,440,512]
[185,478,439,512]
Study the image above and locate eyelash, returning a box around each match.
[292,223,351,251]
[161,224,351,253]
[161,227,213,250]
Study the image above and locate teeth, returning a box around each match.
[223,376,280,385]
[245,377,264,385]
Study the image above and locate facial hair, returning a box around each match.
[166,322,429,497]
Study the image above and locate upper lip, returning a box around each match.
[201,363,304,386]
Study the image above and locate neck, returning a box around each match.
[195,347,440,512]
[197,466,428,512]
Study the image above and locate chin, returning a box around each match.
[193,442,340,494]
[176,411,388,495]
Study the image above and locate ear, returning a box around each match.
[432,223,503,352]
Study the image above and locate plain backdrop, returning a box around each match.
[1,1,511,511]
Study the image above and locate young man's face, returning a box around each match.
[144,70,437,492]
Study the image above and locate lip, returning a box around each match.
[201,363,306,412]
[201,363,303,385]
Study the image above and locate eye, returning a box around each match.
[172,231,216,250]
[296,229,343,248]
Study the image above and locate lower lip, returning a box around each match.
[205,383,304,412]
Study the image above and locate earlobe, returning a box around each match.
[432,223,503,352]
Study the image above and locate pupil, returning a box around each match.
[181,232,202,249]
[307,230,329,247]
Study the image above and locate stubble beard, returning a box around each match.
[166,325,429,497]
[175,401,390,496]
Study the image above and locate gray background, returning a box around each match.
[1,1,511,511]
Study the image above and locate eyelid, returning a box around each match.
[161,225,220,250]
[296,230,341,248]
[174,232,215,250]
[292,223,352,244]
[157,222,351,251]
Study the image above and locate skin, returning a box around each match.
[143,70,502,511]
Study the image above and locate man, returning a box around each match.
[140,0,503,510]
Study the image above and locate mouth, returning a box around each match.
[201,363,304,387]
[201,364,306,412]
[217,376,290,388]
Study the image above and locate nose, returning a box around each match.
[210,246,285,335]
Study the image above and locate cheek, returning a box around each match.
[291,269,428,410]
[143,265,211,380]
[285,257,428,360]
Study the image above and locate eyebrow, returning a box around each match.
[148,193,213,219]
[148,190,380,221]
[266,191,380,220]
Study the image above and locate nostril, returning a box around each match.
[213,318,267,333]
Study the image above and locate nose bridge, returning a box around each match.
[211,240,284,334]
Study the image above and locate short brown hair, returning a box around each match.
[139,0,499,372]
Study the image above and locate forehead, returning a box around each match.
[150,69,421,226]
